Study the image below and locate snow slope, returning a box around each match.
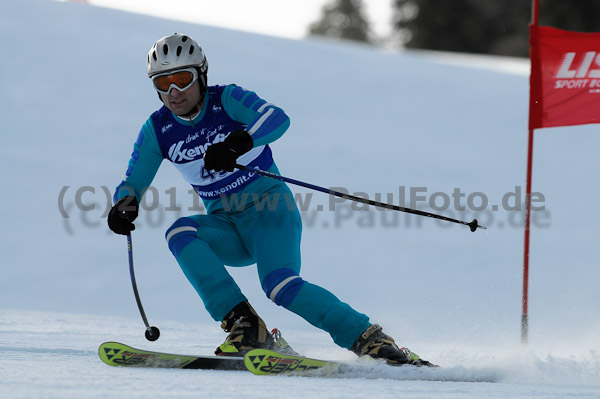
[1,0,599,397]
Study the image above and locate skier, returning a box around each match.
[107,33,431,366]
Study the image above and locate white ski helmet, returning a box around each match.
[147,33,208,78]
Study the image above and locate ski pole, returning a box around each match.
[235,164,486,232]
[127,233,160,341]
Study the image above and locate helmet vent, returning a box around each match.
[176,46,182,56]
[152,51,157,61]
[182,36,188,42]
[162,44,169,55]
[189,45,195,55]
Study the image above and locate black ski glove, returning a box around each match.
[204,129,253,172]
[107,195,139,235]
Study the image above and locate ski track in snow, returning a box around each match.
[1,310,600,399]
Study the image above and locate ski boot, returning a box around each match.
[215,301,275,356]
[270,328,301,356]
[351,324,436,367]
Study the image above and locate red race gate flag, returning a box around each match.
[529,25,600,129]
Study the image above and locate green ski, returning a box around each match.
[98,341,245,370]
[244,348,343,376]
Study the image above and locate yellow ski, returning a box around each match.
[98,341,245,370]
[245,348,342,376]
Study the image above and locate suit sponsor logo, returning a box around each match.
[161,122,173,134]
[168,132,227,162]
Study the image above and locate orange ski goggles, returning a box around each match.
[152,68,198,94]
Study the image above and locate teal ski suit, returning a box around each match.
[114,84,370,349]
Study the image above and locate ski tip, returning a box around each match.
[98,342,126,366]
